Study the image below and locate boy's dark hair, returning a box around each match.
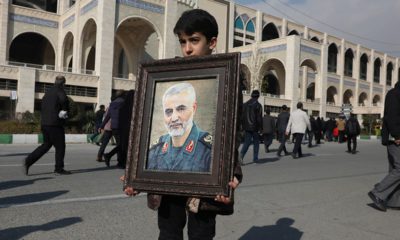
[173,9,218,42]
[55,75,66,86]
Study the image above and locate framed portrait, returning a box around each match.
[124,52,241,198]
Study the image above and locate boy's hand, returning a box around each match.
[120,175,139,196]
[214,177,239,204]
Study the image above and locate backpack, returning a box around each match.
[347,120,357,135]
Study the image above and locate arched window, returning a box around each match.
[233,17,244,47]
[328,44,338,73]
[288,30,299,36]
[245,20,255,45]
[234,17,244,30]
[310,37,319,42]
[387,62,393,86]
[374,58,381,83]
[245,20,255,33]
[262,23,279,41]
[344,49,354,77]
[359,54,368,80]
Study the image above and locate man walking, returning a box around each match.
[24,75,71,175]
[276,105,290,157]
[90,104,105,146]
[261,108,275,153]
[286,102,311,159]
[240,90,263,164]
[368,81,400,211]
[345,114,360,154]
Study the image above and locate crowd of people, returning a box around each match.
[239,90,362,163]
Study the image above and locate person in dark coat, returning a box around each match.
[308,116,316,147]
[240,90,263,163]
[345,114,361,154]
[118,90,134,168]
[100,90,125,168]
[24,75,71,175]
[275,105,290,156]
[326,118,336,142]
[315,117,322,144]
[90,104,105,147]
[262,109,275,153]
[368,81,400,211]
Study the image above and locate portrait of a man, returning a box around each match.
[146,82,214,173]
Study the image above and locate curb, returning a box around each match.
[0,134,91,144]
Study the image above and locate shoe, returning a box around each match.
[104,154,111,167]
[54,169,72,175]
[368,191,386,212]
[23,159,30,176]
[276,152,281,157]
[96,157,103,162]
[291,153,298,159]
[284,152,290,156]
[346,150,351,153]
[351,150,356,154]
[116,163,125,169]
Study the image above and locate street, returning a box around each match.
[0,140,399,240]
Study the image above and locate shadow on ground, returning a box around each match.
[0,217,82,240]
[239,217,303,240]
[0,177,52,191]
[0,190,68,208]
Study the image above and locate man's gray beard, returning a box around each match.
[165,117,193,137]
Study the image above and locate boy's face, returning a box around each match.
[178,32,217,57]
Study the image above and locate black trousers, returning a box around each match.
[347,135,357,152]
[97,130,113,159]
[26,126,65,171]
[277,131,288,155]
[158,196,216,240]
[105,129,122,165]
[338,130,345,143]
[292,133,304,157]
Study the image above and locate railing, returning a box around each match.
[63,67,73,72]
[7,61,55,70]
[326,102,336,106]
[81,69,96,75]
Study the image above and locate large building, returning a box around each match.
[0,0,397,120]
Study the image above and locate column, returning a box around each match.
[95,0,117,108]
[228,0,235,50]
[0,0,10,65]
[303,26,309,40]
[16,67,36,114]
[368,50,374,107]
[301,66,307,100]
[319,42,328,118]
[163,0,178,58]
[285,36,300,110]
[338,39,345,106]
[354,44,361,105]
[255,10,262,43]
[281,18,287,36]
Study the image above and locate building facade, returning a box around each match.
[0,0,396,120]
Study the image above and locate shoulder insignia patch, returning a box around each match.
[199,133,212,148]
[204,134,213,144]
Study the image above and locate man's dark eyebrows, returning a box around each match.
[176,104,187,110]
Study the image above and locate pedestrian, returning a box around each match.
[345,114,360,154]
[308,115,316,147]
[96,107,112,162]
[240,89,263,164]
[286,102,311,159]
[368,81,400,211]
[123,9,242,240]
[326,118,336,142]
[262,108,275,153]
[320,117,326,141]
[90,104,105,146]
[118,90,135,168]
[336,116,346,143]
[276,105,290,157]
[315,117,322,144]
[23,75,71,175]
[100,90,125,168]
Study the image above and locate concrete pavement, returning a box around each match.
[0,140,399,240]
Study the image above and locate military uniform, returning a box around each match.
[147,123,212,172]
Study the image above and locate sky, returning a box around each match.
[234,0,400,57]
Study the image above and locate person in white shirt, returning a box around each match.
[285,102,311,159]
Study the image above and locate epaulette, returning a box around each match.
[199,132,212,148]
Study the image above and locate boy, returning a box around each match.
[123,9,242,240]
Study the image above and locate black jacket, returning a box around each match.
[41,85,69,127]
[262,114,275,134]
[382,81,400,143]
[345,117,361,136]
[242,98,262,132]
[276,111,290,133]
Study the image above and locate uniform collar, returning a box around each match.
[161,123,199,156]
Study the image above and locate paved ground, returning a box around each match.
[0,140,399,240]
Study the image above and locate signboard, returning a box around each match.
[10,90,17,100]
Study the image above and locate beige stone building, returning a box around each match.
[0,0,396,120]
